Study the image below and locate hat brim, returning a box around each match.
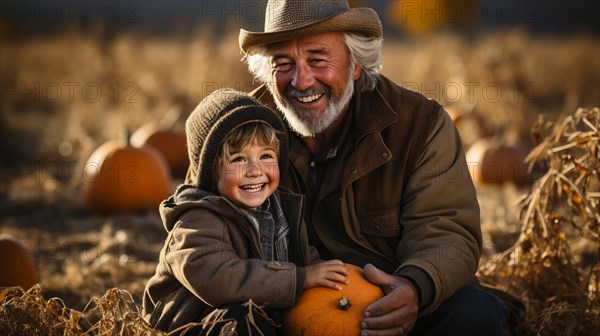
[239,7,382,53]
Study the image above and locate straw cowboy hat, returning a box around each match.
[239,0,382,53]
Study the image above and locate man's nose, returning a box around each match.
[291,62,315,91]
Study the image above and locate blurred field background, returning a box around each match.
[1,1,599,335]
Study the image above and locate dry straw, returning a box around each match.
[0,285,166,335]
[1,285,275,335]
[479,107,600,335]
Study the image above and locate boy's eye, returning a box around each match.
[230,156,246,163]
[260,149,278,160]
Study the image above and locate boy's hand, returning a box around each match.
[304,259,349,290]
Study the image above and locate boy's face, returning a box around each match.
[216,142,279,209]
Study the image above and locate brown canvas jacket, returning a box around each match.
[250,75,482,315]
[142,185,320,332]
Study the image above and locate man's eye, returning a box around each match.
[309,59,326,65]
[273,62,292,71]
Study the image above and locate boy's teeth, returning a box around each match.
[242,184,263,192]
[297,94,322,103]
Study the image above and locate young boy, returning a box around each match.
[142,89,348,335]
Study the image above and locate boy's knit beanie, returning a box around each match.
[185,88,288,190]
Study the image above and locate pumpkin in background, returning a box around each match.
[466,137,530,186]
[0,235,39,290]
[131,121,188,179]
[283,263,384,336]
[83,131,172,214]
[131,106,189,179]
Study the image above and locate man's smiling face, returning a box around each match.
[267,32,361,137]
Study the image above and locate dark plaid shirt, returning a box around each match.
[243,192,289,262]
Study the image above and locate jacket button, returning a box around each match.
[260,236,266,243]
[382,153,388,159]
[375,225,380,232]
[350,168,357,175]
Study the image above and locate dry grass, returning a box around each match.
[0,285,165,335]
[0,285,277,335]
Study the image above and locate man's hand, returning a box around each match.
[360,264,418,336]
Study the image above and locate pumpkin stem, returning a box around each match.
[495,123,508,144]
[121,127,132,147]
[337,296,351,311]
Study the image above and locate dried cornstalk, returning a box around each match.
[0,285,85,335]
[83,288,165,335]
[0,285,167,336]
[1,285,278,336]
[479,107,600,335]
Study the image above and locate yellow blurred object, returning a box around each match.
[387,0,480,36]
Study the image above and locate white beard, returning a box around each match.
[269,68,355,137]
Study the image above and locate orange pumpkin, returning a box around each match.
[131,121,189,178]
[83,132,172,214]
[466,138,530,186]
[283,263,384,336]
[0,235,39,289]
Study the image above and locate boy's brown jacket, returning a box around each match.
[142,185,320,332]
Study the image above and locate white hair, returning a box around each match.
[243,32,383,93]
[343,33,383,92]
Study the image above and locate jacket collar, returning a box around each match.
[352,80,398,141]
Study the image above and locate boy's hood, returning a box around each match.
[159,184,242,232]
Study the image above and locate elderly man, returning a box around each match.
[238,0,508,335]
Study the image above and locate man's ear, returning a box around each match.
[353,64,362,81]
